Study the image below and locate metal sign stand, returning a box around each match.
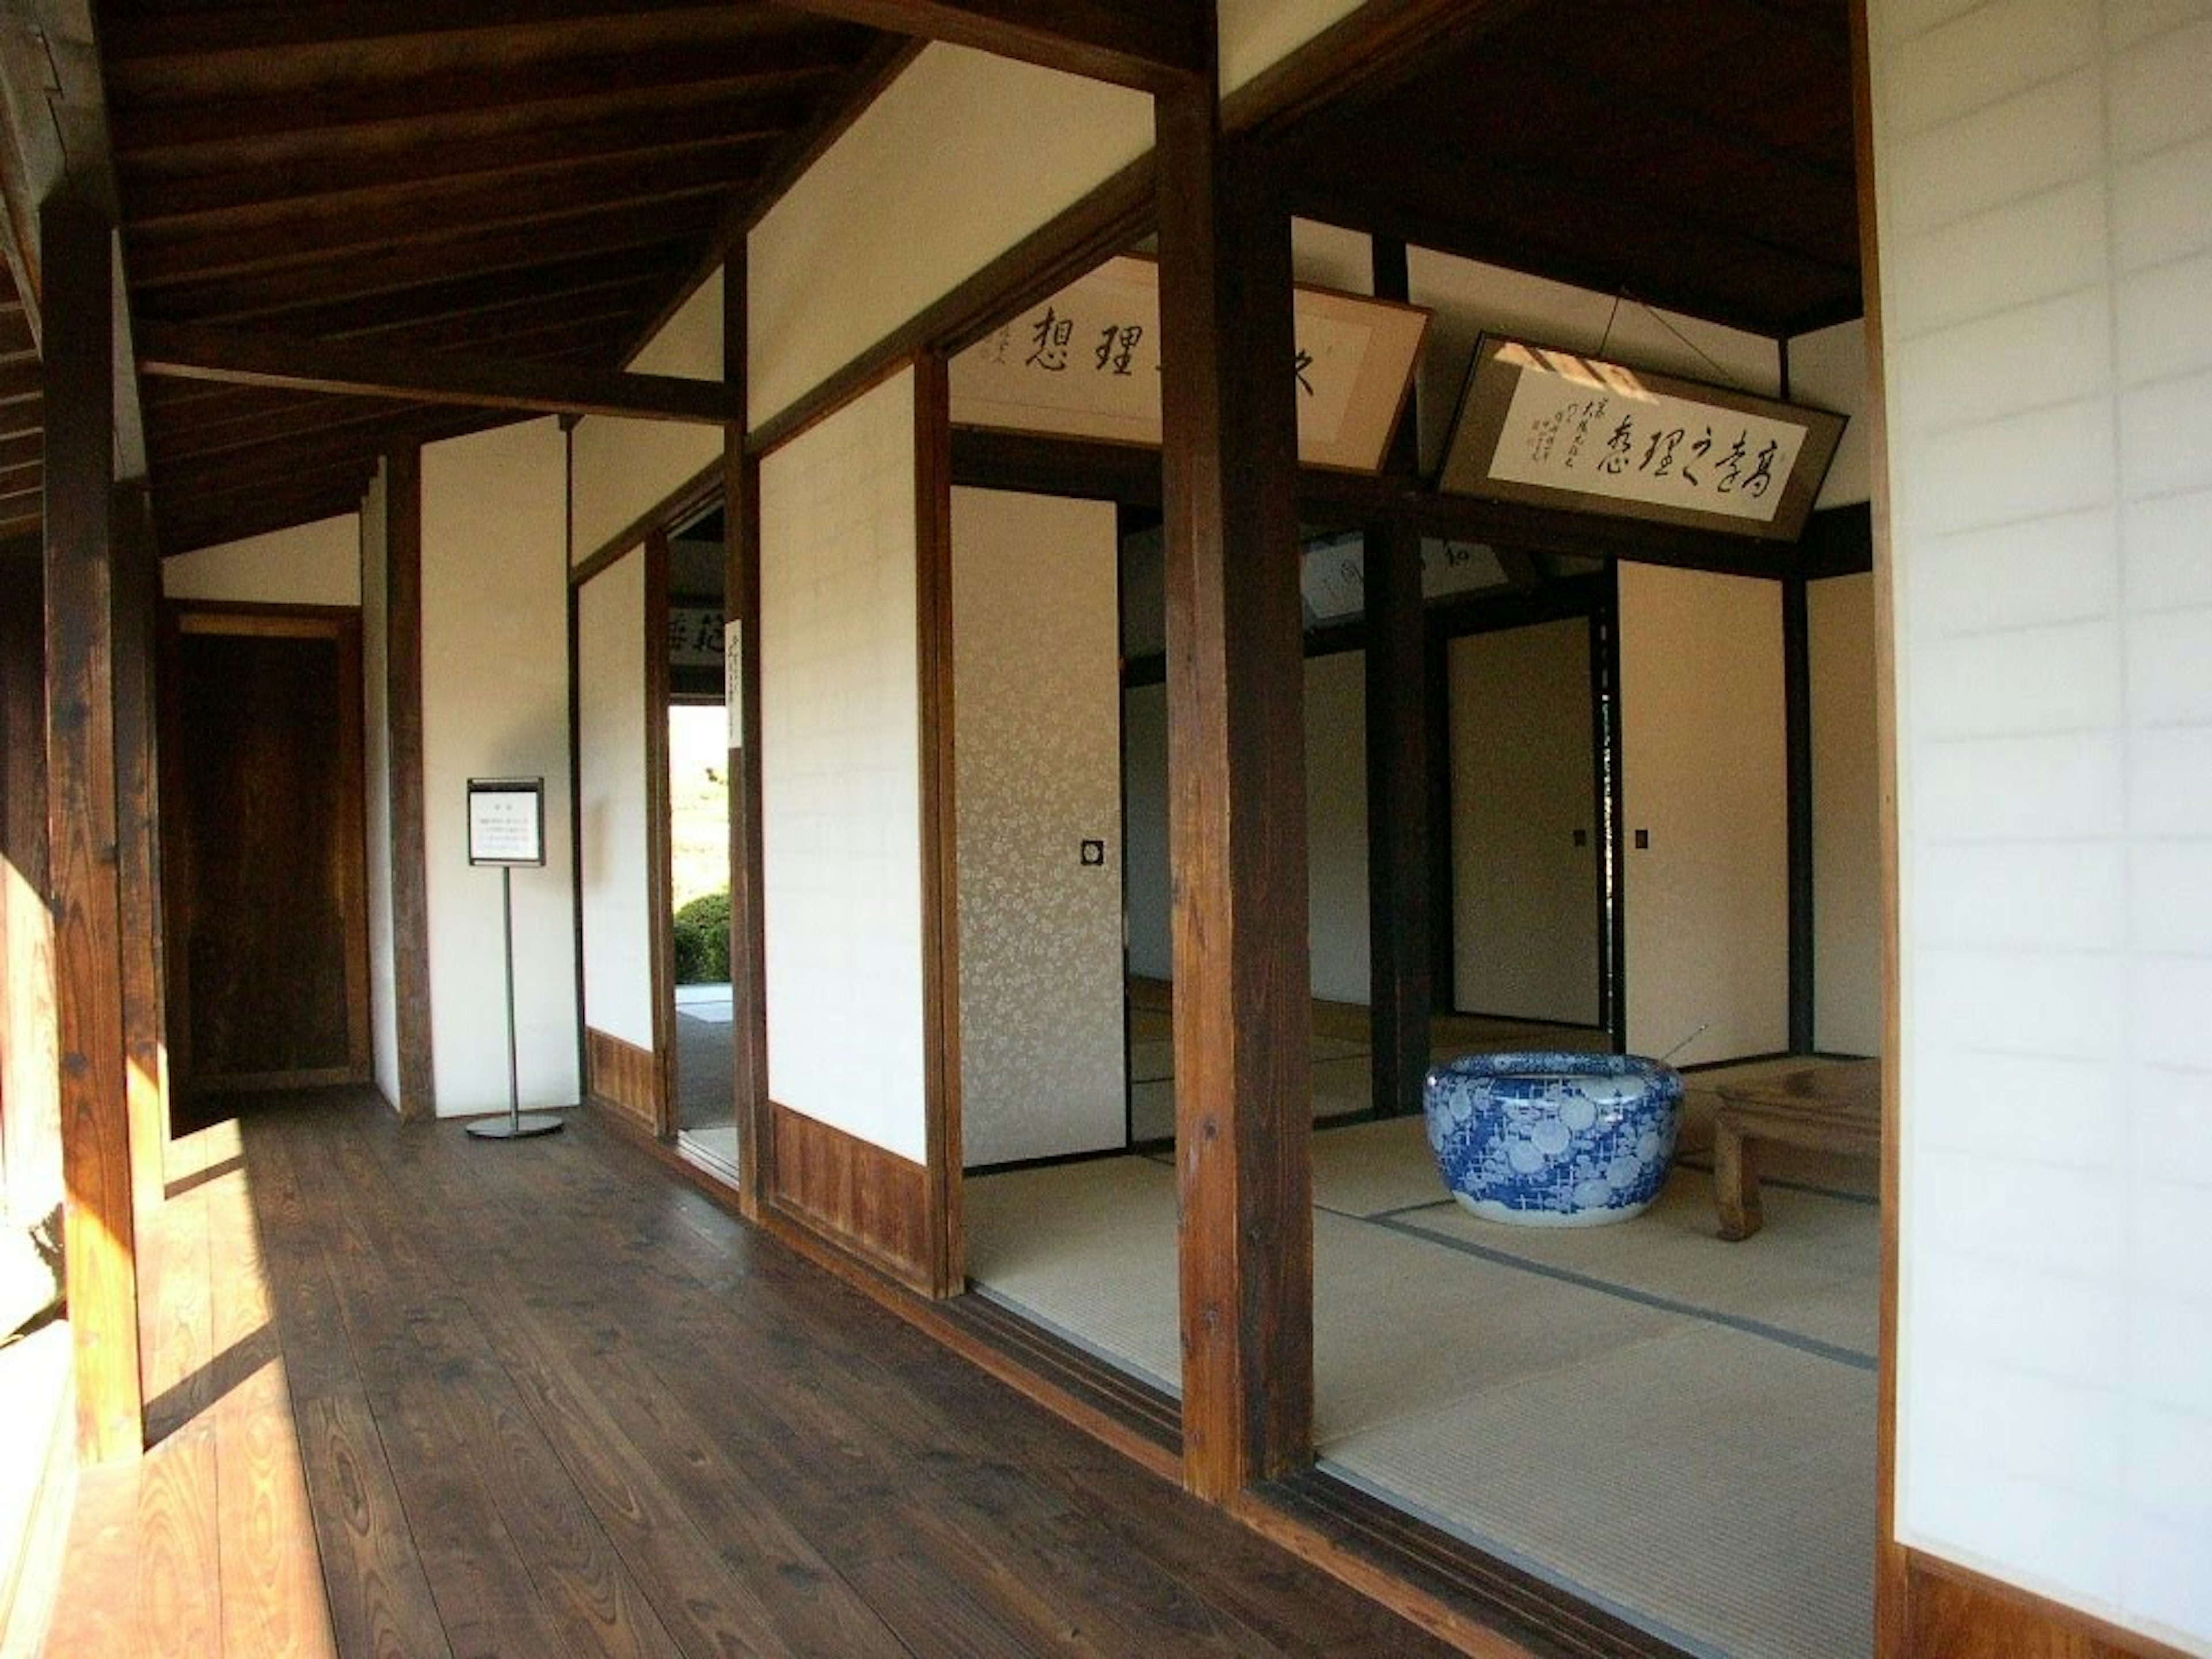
[464,776,562,1142]
[467,864,562,1141]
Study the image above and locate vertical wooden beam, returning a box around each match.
[1783,576,1815,1055]
[42,187,141,1465]
[1364,518,1430,1118]
[913,350,963,1297]
[110,483,166,1218]
[1156,69,1313,1499]
[644,529,675,1136]
[384,444,435,1120]
[723,246,767,1222]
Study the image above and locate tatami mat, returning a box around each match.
[968,1106,1880,1659]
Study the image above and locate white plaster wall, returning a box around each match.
[1218,0,1365,96]
[419,419,579,1115]
[759,369,927,1164]
[1449,619,1602,1025]
[952,490,1124,1166]
[1810,573,1881,1057]
[575,550,654,1050]
[1123,681,1171,983]
[1305,651,1370,1005]
[162,513,362,607]
[1406,247,1782,479]
[1618,562,1788,1065]
[748,45,1151,429]
[1872,5,2212,1647]
[359,466,400,1107]
[571,270,725,564]
[1789,317,1874,509]
[1293,218,1374,294]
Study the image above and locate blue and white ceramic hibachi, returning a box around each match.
[1423,1052,1683,1227]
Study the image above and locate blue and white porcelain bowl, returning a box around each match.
[1423,1052,1682,1227]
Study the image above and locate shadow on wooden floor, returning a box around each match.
[41,1088,1457,1658]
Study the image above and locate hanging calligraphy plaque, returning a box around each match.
[949,254,1430,474]
[1439,336,1846,542]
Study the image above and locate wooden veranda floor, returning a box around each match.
[40,1089,1453,1658]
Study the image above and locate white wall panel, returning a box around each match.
[1810,574,1884,1056]
[571,271,724,563]
[748,47,1149,428]
[1305,652,1369,1006]
[1789,319,1873,509]
[575,551,654,1050]
[419,419,579,1115]
[759,369,927,1164]
[359,467,399,1105]
[1618,563,1787,1065]
[1217,0,1364,94]
[162,514,361,607]
[951,490,1124,1166]
[1448,620,1601,1025]
[1872,2,2212,1647]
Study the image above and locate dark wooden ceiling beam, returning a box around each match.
[100,0,783,63]
[106,35,863,155]
[120,98,805,226]
[131,214,711,323]
[137,319,746,424]
[766,0,1203,91]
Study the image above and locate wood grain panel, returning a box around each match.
[585,1028,660,1132]
[0,559,60,1221]
[1906,1555,2190,1659]
[724,244,767,1222]
[112,487,169,1219]
[768,1102,935,1293]
[386,446,435,1120]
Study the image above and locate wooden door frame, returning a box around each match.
[159,600,372,1096]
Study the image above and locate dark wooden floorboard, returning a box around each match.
[45,1087,1461,1657]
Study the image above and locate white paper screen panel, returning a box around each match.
[759,368,928,1165]
[576,550,654,1050]
[1617,562,1787,1066]
[1872,3,2212,1649]
[951,489,1124,1166]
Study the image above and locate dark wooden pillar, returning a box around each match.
[722,247,767,1223]
[111,483,166,1216]
[42,187,142,1464]
[1156,71,1313,1500]
[1783,576,1815,1055]
[1365,518,1430,1118]
[385,445,435,1119]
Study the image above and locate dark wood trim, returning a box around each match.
[1902,1552,2194,1659]
[767,0,1205,92]
[42,185,143,1465]
[584,1027,659,1132]
[1363,518,1429,1119]
[137,320,747,426]
[724,244,767,1222]
[385,446,435,1120]
[747,156,1152,455]
[565,425,589,1115]
[767,1101,938,1294]
[643,529,676,1138]
[1783,576,1815,1055]
[1156,75,1313,1500]
[1424,624,1456,1013]
[110,484,168,1218]
[567,457,722,588]
[912,353,962,1298]
[1801,501,1876,579]
[1851,3,1907,1653]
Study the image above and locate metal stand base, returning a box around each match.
[467,1113,565,1140]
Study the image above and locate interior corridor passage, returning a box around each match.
[37,1092,1454,1658]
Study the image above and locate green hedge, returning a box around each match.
[672,889,732,985]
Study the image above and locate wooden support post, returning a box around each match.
[42,187,143,1465]
[1156,71,1313,1500]
[723,245,767,1222]
[385,445,435,1119]
[1365,518,1430,1119]
[111,483,166,1217]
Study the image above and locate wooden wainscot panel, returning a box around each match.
[768,1103,935,1295]
[1906,1554,2192,1659]
[585,1028,660,1133]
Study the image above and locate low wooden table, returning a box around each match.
[1710,1060,1881,1240]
